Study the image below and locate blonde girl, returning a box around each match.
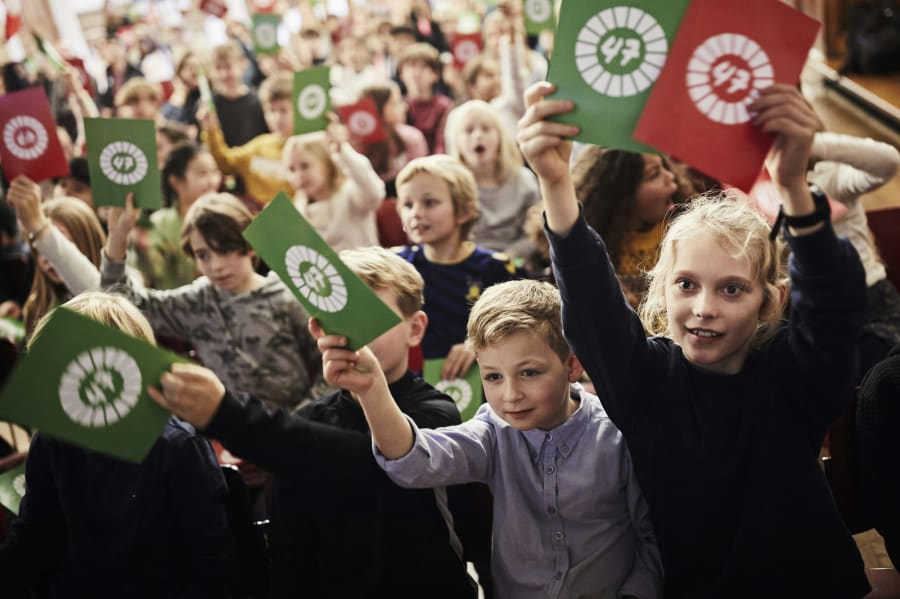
[284,117,386,251]
[445,99,540,259]
[521,80,870,598]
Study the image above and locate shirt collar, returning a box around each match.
[519,383,590,460]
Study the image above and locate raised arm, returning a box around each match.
[810,131,900,200]
[516,82,580,236]
[309,318,413,459]
[328,124,386,213]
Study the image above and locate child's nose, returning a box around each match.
[693,290,718,319]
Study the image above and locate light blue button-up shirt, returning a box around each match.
[376,385,663,599]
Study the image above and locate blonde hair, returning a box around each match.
[396,155,479,240]
[466,280,571,362]
[397,42,441,74]
[259,72,293,106]
[638,193,789,349]
[283,133,346,196]
[210,40,246,65]
[444,100,522,183]
[29,292,155,350]
[339,246,424,317]
[24,198,106,336]
[113,78,161,108]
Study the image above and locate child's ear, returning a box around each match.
[566,353,584,383]
[455,205,476,227]
[406,310,428,347]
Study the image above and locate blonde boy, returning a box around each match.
[315,279,663,598]
[152,246,477,597]
[395,154,519,380]
[199,71,293,209]
[207,41,269,148]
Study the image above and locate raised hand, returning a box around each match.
[441,343,476,380]
[147,362,226,430]
[7,175,49,240]
[309,318,386,398]
[105,193,141,261]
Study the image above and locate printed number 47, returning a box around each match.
[601,36,641,67]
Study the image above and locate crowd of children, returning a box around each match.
[0,0,898,597]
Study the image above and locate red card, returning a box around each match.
[452,32,482,69]
[633,0,820,191]
[199,0,228,19]
[730,168,848,225]
[336,97,387,145]
[0,87,70,182]
[65,57,95,97]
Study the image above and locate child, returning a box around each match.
[284,118,385,252]
[101,192,324,410]
[359,81,429,195]
[395,155,520,380]
[149,246,477,598]
[520,81,870,597]
[398,43,453,154]
[445,100,541,260]
[316,278,663,598]
[113,77,162,122]
[0,292,234,596]
[134,141,223,290]
[571,146,693,307]
[200,71,294,210]
[208,41,269,148]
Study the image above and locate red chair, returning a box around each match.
[867,206,900,291]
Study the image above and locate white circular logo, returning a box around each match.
[435,378,473,414]
[686,33,774,125]
[99,141,149,185]
[525,0,552,23]
[3,116,49,160]
[574,7,668,98]
[348,111,377,136]
[255,22,277,48]
[58,347,142,427]
[285,245,348,312]
[455,39,480,63]
[298,84,327,120]
[12,473,25,497]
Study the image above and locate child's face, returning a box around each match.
[367,288,424,383]
[264,98,295,139]
[383,87,407,127]
[664,234,765,375]
[54,178,94,208]
[400,59,438,97]
[635,154,677,226]
[457,113,500,172]
[397,172,471,252]
[178,57,200,88]
[189,230,257,294]
[478,331,582,431]
[171,153,222,205]
[119,95,159,120]
[213,57,244,92]
[469,64,500,102]
[286,146,329,201]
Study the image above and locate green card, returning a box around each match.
[423,360,483,422]
[293,66,331,135]
[0,463,26,515]
[252,13,281,55]
[33,34,66,73]
[243,192,401,349]
[198,67,216,114]
[84,117,161,209]
[0,308,187,463]
[0,317,24,344]
[547,0,690,152]
[524,0,556,34]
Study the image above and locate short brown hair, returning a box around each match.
[398,42,441,74]
[210,41,245,64]
[180,193,254,259]
[259,72,293,106]
[340,246,424,317]
[396,155,478,240]
[466,280,571,362]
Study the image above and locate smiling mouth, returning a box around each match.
[689,328,722,338]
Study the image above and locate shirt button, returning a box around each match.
[561,444,569,452]
[545,465,555,474]
[555,572,562,580]
[554,531,563,541]
[547,506,556,515]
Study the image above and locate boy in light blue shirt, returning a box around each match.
[314,279,662,598]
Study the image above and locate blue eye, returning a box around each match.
[483,372,501,382]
